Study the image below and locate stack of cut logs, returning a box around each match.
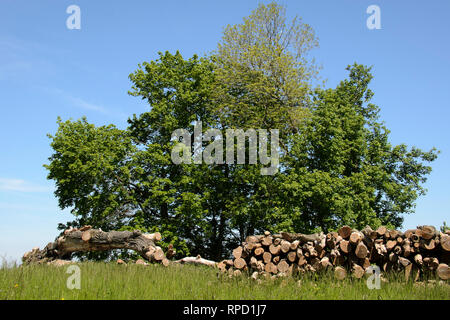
[218,225,450,281]
[22,226,174,266]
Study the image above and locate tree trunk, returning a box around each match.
[22,228,166,264]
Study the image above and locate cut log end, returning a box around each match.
[335,266,347,280]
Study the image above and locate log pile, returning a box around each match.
[22,224,450,282]
[22,226,173,265]
[218,226,450,281]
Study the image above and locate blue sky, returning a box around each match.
[0,0,449,262]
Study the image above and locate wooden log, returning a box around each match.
[245,235,262,243]
[389,229,399,239]
[352,264,365,279]
[361,226,378,240]
[320,256,332,269]
[287,251,297,263]
[162,258,170,267]
[297,254,307,266]
[148,247,165,262]
[135,259,147,265]
[277,259,290,274]
[440,235,450,252]
[273,238,282,246]
[280,232,321,243]
[376,226,387,237]
[338,226,352,239]
[437,263,450,280]
[355,242,368,259]
[290,240,300,251]
[349,231,363,245]
[404,229,415,239]
[233,257,247,270]
[23,228,166,265]
[232,246,243,259]
[249,256,258,269]
[269,244,281,255]
[265,262,277,274]
[402,240,412,258]
[422,239,436,251]
[174,255,216,267]
[254,247,265,256]
[217,260,227,272]
[261,236,273,246]
[339,240,350,254]
[244,242,255,251]
[81,230,91,242]
[263,251,272,264]
[280,240,291,253]
[386,240,397,251]
[419,225,437,240]
[334,266,347,280]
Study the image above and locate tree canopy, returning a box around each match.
[45,3,438,260]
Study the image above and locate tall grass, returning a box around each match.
[0,262,448,300]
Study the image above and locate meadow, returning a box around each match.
[1,261,448,300]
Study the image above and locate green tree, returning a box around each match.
[45,117,136,232]
[45,3,438,261]
[127,51,234,259]
[205,2,321,242]
[278,64,438,233]
[213,2,319,133]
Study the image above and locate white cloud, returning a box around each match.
[43,87,109,114]
[0,178,51,193]
[40,86,127,119]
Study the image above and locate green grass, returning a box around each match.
[0,262,448,300]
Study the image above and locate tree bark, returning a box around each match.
[22,228,166,264]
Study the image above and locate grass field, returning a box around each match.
[1,261,449,300]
